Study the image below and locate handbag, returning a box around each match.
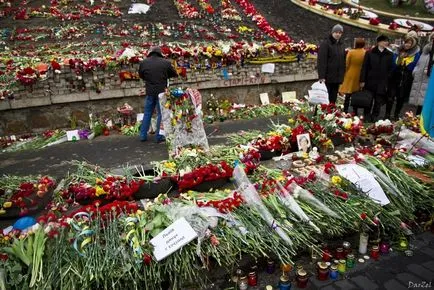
[350,90,373,108]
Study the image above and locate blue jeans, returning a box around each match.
[140,95,164,141]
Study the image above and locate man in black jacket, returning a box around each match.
[138,46,178,143]
[317,24,346,104]
[360,35,394,121]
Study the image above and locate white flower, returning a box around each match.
[325,113,335,121]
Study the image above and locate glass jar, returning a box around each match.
[322,249,332,262]
[317,262,329,281]
[281,263,292,275]
[359,232,369,254]
[329,265,339,280]
[346,254,355,268]
[238,276,248,290]
[399,237,408,251]
[335,247,344,259]
[380,240,390,255]
[266,285,274,290]
[337,259,346,274]
[267,259,276,274]
[278,274,291,290]
[296,269,308,288]
[370,245,380,260]
[248,271,257,286]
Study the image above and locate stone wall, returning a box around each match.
[0,58,318,135]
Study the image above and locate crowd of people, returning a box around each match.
[318,24,434,122]
[136,25,434,143]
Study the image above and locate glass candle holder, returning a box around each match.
[359,232,369,254]
[329,265,339,280]
[380,241,390,254]
[267,260,276,274]
[296,269,308,288]
[279,275,291,290]
[399,237,408,251]
[281,263,292,275]
[317,262,329,281]
[337,259,346,274]
[248,271,257,286]
[322,249,332,262]
[370,246,380,260]
[335,247,344,259]
[346,254,355,268]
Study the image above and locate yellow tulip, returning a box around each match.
[331,176,342,185]
[0,209,5,215]
[3,202,12,208]
[95,186,106,197]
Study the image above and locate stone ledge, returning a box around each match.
[0,101,11,111]
[89,89,124,100]
[52,92,90,104]
[9,96,52,109]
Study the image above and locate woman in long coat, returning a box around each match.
[386,36,421,120]
[409,32,434,115]
[339,38,366,113]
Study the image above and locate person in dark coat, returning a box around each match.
[386,36,421,120]
[317,24,346,104]
[138,46,178,142]
[360,35,394,121]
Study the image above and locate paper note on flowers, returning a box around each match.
[335,164,390,206]
[150,217,198,261]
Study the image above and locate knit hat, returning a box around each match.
[406,30,418,40]
[331,24,344,34]
[148,46,163,56]
[376,34,389,43]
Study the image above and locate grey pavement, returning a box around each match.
[203,232,434,290]
[0,116,287,179]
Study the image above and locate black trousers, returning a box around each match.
[326,82,340,104]
[343,93,351,113]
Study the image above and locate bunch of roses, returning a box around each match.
[241,148,261,174]
[252,135,287,152]
[175,161,233,191]
[68,200,139,219]
[366,122,394,136]
[233,0,291,43]
[61,177,143,203]
[221,0,241,20]
[4,176,55,216]
[173,0,200,18]
[197,0,215,14]
[16,67,38,86]
[196,191,243,213]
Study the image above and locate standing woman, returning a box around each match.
[409,32,434,115]
[317,24,346,104]
[386,36,421,120]
[339,38,366,113]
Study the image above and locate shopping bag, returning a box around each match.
[350,90,373,108]
[308,81,329,104]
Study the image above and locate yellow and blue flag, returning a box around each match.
[421,71,434,137]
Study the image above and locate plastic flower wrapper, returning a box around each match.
[232,164,293,246]
[286,182,339,219]
[276,181,321,233]
[158,201,238,265]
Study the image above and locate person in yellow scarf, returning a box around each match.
[386,36,421,120]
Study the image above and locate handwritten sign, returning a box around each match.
[260,93,270,105]
[150,217,197,261]
[335,164,390,206]
[66,130,80,141]
[282,91,297,103]
[261,63,275,74]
